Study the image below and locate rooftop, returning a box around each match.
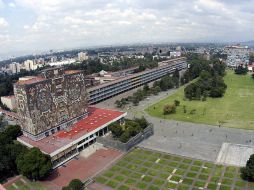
[18,107,126,155]
[15,76,45,85]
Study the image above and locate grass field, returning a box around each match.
[95,148,254,190]
[145,70,254,130]
[5,177,46,190]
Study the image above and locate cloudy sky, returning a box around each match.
[0,0,254,57]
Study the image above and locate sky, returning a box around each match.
[0,0,254,58]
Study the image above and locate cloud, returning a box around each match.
[8,2,16,7]
[0,0,254,56]
[0,18,8,28]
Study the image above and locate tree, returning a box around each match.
[134,117,148,129]
[143,84,149,92]
[235,65,248,75]
[16,148,52,180]
[241,154,254,181]
[174,100,180,107]
[163,104,176,115]
[109,123,123,138]
[120,131,130,143]
[68,179,83,190]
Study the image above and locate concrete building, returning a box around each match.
[14,68,89,141]
[9,62,20,74]
[78,52,89,61]
[15,67,126,168]
[0,95,16,110]
[24,60,34,71]
[225,45,250,67]
[88,57,187,104]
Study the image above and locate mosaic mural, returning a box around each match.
[14,69,88,137]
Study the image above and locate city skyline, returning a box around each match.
[0,0,254,57]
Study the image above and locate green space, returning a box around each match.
[5,178,46,190]
[95,148,254,190]
[145,70,254,130]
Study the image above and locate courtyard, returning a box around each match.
[146,71,254,130]
[94,148,254,190]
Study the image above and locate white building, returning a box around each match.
[78,52,89,61]
[225,45,250,67]
[24,60,34,71]
[49,59,76,66]
[9,62,21,74]
[170,51,181,58]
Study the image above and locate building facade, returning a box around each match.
[9,62,21,74]
[14,68,88,141]
[88,57,187,104]
[225,45,250,67]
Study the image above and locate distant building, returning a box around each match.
[78,52,89,61]
[1,95,16,110]
[50,56,57,63]
[48,59,76,66]
[225,45,250,67]
[9,62,20,74]
[24,60,34,71]
[170,51,181,58]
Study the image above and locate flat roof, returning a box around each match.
[18,107,126,155]
[16,76,45,85]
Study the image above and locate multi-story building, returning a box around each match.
[24,60,34,71]
[225,45,250,67]
[78,52,89,61]
[88,57,187,104]
[15,67,126,168]
[9,62,20,74]
[14,68,89,141]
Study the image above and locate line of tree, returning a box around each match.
[115,69,180,108]
[234,65,248,75]
[109,117,149,143]
[0,125,52,182]
[183,60,227,100]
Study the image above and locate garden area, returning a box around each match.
[109,117,149,143]
[95,148,254,190]
[146,70,254,130]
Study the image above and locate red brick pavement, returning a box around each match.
[40,148,123,190]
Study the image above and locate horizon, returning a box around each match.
[1,0,254,58]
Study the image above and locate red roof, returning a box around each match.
[16,76,45,85]
[18,107,125,155]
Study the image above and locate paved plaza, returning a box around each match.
[41,148,123,190]
[95,87,254,162]
[216,143,254,167]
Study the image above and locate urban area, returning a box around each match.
[1,1,254,190]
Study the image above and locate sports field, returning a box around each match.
[95,148,254,190]
[145,70,254,130]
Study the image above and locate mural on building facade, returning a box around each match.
[14,69,88,137]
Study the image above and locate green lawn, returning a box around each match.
[95,148,254,190]
[146,70,254,130]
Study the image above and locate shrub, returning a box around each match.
[174,100,180,106]
[163,104,176,115]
